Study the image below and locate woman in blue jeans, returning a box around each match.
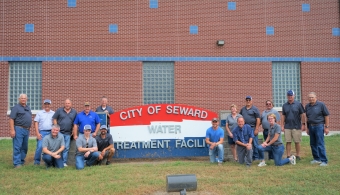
[257,113,296,167]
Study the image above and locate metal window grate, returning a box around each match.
[272,62,301,107]
[9,61,42,110]
[143,62,174,104]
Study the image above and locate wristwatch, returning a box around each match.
[325,126,329,128]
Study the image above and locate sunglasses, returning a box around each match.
[86,143,88,148]
[266,103,272,106]
[246,99,251,102]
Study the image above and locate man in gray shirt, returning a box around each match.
[42,124,65,168]
[75,125,100,170]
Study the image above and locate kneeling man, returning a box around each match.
[233,117,254,167]
[205,118,224,165]
[96,125,115,165]
[42,124,65,168]
[75,125,100,170]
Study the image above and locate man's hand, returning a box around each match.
[98,154,103,160]
[84,151,91,158]
[37,133,42,140]
[281,126,284,132]
[261,142,268,148]
[246,143,252,150]
[254,128,259,136]
[229,133,233,138]
[10,130,15,138]
[301,124,305,131]
[73,135,78,140]
[92,133,96,138]
[209,143,216,150]
[324,127,329,135]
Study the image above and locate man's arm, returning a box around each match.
[281,115,285,131]
[35,121,42,140]
[9,119,15,138]
[324,116,329,135]
[73,125,78,139]
[300,113,306,131]
[254,118,260,135]
[53,119,57,125]
[92,123,100,137]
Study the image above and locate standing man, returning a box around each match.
[281,90,305,160]
[9,94,32,168]
[305,92,330,166]
[42,124,65,169]
[73,102,100,139]
[33,99,55,165]
[261,99,280,160]
[95,97,114,134]
[205,118,224,166]
[233,117,254,167]
[75,125,100,170]
[53,98,77,167]
[96,125,115,165]
[239,96,262,161]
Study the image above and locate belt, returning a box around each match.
[16,126,30,130]
[310,124,322,126]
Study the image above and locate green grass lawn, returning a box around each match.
[0,135,339,195]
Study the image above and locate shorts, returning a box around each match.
[284,129,302,143]
[227,135,235,145]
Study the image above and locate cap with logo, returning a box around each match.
[84,124,92,130]
[212,118,218,122]
[245,96,252,100]
[43,99,51,104]
[100,125,108,130]
[84,102,90,106]
[287,90,295,96]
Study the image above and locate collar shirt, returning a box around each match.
[305,100,330,124]
[282,100,305,129]
[232,124,254,144]
[42,133,65,153]
[74,110,100,134]
[261,108,280,130]
[34,109,55,130]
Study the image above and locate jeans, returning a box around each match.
[42,154,64,168]
[236,145,253,166]
[34,130,51,165]
[257,144,290,166]
[263,129,273,159]
[309,124,328,163]
[75,152,100,170]
[60,133,71,164]
[12,126,29,166]
[208,144,224,163]
[252,134,264,160]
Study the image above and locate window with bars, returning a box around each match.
[143,62,174,104]
[272,62,301,107]
[9,61,42,110]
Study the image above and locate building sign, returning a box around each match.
[110,104,218,158]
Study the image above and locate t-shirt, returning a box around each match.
[42,133,65,153]
[239,105,260,127]
[205,126,224,146]
[261,108,280,130]
[76,134,98,156]
[95,134,113,152]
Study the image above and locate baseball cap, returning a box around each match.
[43,99,51,104]
[287,90,295,96]
[212,118,218,122]
[84,125,92,130]
[245,96,252,100]
[100,125,108,130]
[84,102,90,106]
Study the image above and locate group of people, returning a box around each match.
[205,90,330,167]
[9,95,115,169]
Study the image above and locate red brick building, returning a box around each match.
[1,0,339,137]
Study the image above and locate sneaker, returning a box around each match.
[63,163,68,167]
[319,162,328,166]
[310,160,321,164]
[258,161,267,167]
[296,156,301,161]
[290,155,296,165]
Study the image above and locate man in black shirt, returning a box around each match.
[95,125,115,165]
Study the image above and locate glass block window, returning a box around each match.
[143,62,174,104]
[68,0,76,7]
[25,24,34,33]
[228,2,236,10]
[9,62,42,110]
[302,4,310,12]
[190,25,198,34]
[150,0,158,9]
[266,26,274,35]
[109,24,118,33]
[272,62,301,107]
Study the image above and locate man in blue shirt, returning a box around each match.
[233,117,254,167]
[239,95,261,160]
[73,102,100,140]
[305,92,330,166]
[9,94,32,168]
[33,99,55,165]
[95,97,114,134]
[205,118,224,165]
[281,90,305,160]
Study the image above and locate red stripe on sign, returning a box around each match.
[110,104,218,127]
